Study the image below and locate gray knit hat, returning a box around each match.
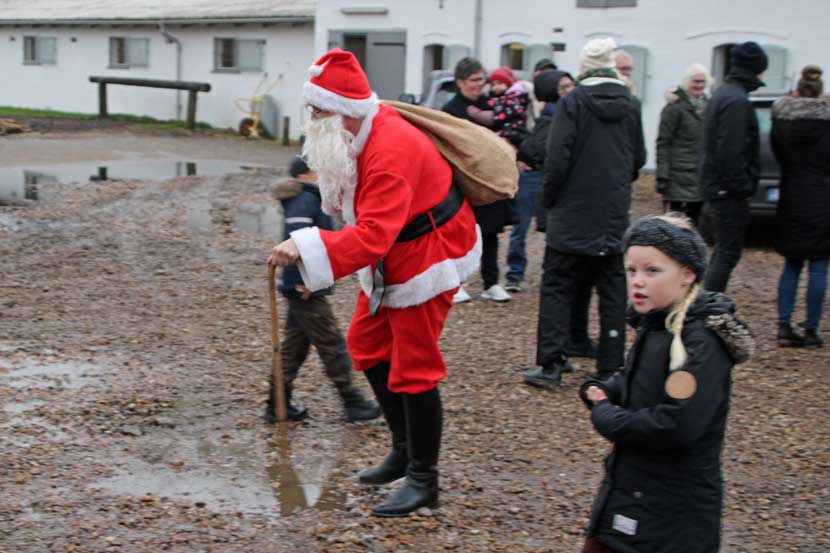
[624,216,708,282]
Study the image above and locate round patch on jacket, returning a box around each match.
[665,370,697,400]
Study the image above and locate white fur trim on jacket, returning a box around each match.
[353,101,379,155]
[290,226,335,292]
[580,77,626,87]
[303,81,380,119]
[357,226,483,309]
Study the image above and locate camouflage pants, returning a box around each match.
[281,295,353,394]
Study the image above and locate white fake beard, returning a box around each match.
[302,114,357,216]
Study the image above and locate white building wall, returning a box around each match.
[0,23,314,138]
[314,0,830,168]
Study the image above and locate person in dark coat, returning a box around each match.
[700,42,768,293]
[264,156,381,423]
[656,63,711,224]
[517,69,597,360]
[523,37,646,387]
[580,214,754,553]
[443,57,514,303]
[771,65,830,348]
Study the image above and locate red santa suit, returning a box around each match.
[292,63,480,394]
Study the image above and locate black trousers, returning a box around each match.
[663,200,703,227]
[480,232,500,289]
[536,248,626,373]
[281,295,353,393]
[703,197,751,293]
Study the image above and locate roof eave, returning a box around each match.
[0,16,314,27]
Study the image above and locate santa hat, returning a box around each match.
[303,48,379,118]
[488,66,516,87]
[581,37,618,71]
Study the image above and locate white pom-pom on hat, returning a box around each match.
[309,63,324,77]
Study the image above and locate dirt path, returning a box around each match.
[1,134,827,552]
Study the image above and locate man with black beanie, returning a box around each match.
[700,41,768,292]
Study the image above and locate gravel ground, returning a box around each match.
[1,133,828,552]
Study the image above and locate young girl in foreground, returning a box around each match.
[580,214,754,553]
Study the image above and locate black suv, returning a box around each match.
[749,93,784,221]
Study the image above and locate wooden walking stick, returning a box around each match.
[268,263,288,422]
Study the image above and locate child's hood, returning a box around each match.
[688,291,755,364]
[272,177,304,200]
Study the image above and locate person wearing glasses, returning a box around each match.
[442,57,515,304]
[268,49,479,517]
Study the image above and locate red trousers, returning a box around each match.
[346,289,454,393]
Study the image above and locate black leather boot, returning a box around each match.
[778,323,805,347]
[358,363,408,485]
[522,360,567,388]
[803,328,824,348]
[339,387,382,422]
[371,388,441,517]
[263,381,307,423]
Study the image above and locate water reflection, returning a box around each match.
[0,160,267,205]
[266,427,347,515]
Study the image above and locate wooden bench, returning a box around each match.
[89,76,211,130]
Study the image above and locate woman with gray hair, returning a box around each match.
[655,63,711,225]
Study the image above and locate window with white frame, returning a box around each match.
[214,38,265,72]
[109,37,149,68]
[23,36,57,65]
[525,43,555,73]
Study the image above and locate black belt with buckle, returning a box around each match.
[369,182,465,316]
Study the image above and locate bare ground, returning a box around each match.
[0,131,828,552]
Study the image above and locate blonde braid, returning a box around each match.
[666,283,702,371]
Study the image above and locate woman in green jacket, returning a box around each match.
[655,64,711,225]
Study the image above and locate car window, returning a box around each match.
[755,106,772,135]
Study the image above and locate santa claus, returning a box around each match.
[268,48,480,517]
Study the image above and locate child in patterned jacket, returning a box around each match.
[466,65,529,147]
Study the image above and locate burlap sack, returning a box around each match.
[384,100,518,205]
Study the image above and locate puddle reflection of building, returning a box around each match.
[266,426,346,516]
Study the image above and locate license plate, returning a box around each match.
[767,187,779,202]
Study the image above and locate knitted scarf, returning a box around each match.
[576,67,620,83]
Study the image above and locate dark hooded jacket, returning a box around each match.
[442,92,514,233]
[700,68,764,201]
[579,291,754,553]
[273,177,334,299]
[517,70,571,170]
[541,79,646,255]
[771,95,830,259]
[656,87,707,202]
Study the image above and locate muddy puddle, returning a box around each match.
[0,159,272,205]
[90,423,354,517]
[0,356,107,390]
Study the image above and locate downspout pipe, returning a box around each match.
[473,0,482,59]
[159,22,183,120]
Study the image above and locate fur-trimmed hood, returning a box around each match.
[271,177,304,201]
[772,95,830,121]
[689,291,755,364]
[627,291,755,364]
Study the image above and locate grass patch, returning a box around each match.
[0,106,211,129]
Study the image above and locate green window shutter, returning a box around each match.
[128,38,149,67]
[759,45,788,92]
[237,39,264,71]
[40,37,57,65]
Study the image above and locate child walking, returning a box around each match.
[264,156,381,423]
[579,214,754,553]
